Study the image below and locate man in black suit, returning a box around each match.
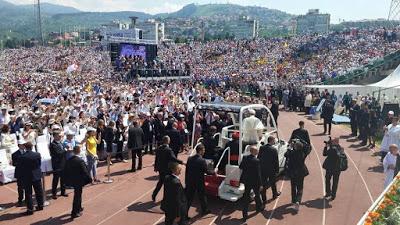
[185,144,213,216]
[321,101,335,135]
[202,126,218,163]
[258,136,280,204]
[141,113,154,154]
[240,145,264,221]
[289,121,310,145]
[270,98,279,127]
[358,104,370,146]
[349,100,360,137]
[49,131,68,199]
[161,162,188,225]
[63,146,92,219]
[322,138,343,201]
[152,136,183,202]
[19,142,44,215]
[127,120,145,172]
[153,112,166,147]
[166,122,183,157]
[12,139,26,207]
[284,141,309,212]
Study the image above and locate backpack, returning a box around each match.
[338,152,348,172]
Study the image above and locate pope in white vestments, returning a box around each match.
[383,144,399,188]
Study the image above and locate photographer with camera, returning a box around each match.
[284,140,309,212]
[322,137,347,201]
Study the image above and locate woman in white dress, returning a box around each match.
[381,117,400,162]
[383,144,399,188]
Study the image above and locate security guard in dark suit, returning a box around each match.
[166,122,183,157]
[185,144,213,216]
[258,136,280,204]
[289,121,311,145]
[349,100,360,136]
[152,136,183,202]
[12,139,26,206]
[240,145,264,221]
[322,138,343,201]
[49,131,68,199]
[63,146,92,219]
[161,162,188,225]
[127,121,145,172]
[19,142,44,215]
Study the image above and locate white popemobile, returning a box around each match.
[191,102,288,202]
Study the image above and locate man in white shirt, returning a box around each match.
[242,109,264,150]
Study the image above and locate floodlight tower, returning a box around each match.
[388,0,400,26]
[34,0,44,45]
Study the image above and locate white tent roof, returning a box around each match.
[368,64,400,88]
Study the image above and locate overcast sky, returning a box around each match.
[8,0,393,23]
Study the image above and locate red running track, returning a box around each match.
[0,111,384,225]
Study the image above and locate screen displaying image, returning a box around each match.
[119,44,146,59]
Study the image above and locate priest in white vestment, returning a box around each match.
[383,144,399,188]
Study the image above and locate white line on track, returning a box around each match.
[208,204,227,225]
[345,152,374,203]
[265,181,285,225]
[40,163,150,225]
[306,118,374,204]
[310,142,326,225]
[96,188,154,225]
[3,184,18,193]
[152,215,165,225]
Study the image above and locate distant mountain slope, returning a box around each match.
[157,3,293,25]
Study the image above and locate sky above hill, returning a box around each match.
[8,0,393,23]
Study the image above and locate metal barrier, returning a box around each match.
[214,147,231,173]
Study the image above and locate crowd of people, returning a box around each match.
[0,27,399,222]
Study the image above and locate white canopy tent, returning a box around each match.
[305,64,400,100]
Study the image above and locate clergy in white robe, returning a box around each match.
[381,120,400,158]
[383,144,399,188]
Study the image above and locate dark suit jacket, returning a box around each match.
[161,175,187,219]
[185,154,209,189]
[153,118,165,141]
[322,103,334,121]
[19,150,42,184]
[322,145,342,172]
[270,102,279,118]
[240,155,262,187]
[203,134,218,160]
[12,149,24,179]
[284,148,309,179]
[127,126,144,150]
[258,144,279,180]
[289,128,310,144]
[154,144,183,174]
[141,119,154,141]
[63,155,92,188]
[49,141,66,172]
[166,128,183,154]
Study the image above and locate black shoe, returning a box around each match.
[128,169,136,173]
[137,167,142,171]
[151,194,156,202]
[330,196,336,201]
[361,142,367,146]
[201,209,211,216]
[52,195,57,200]
[71,212,82,219]
[36,206,44,211]
[17,201,24,207]
[61,193,69,197]
[80,207,84,212]
[26,210,34,215]
[256,206,265,213]
[273,192,281,199]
